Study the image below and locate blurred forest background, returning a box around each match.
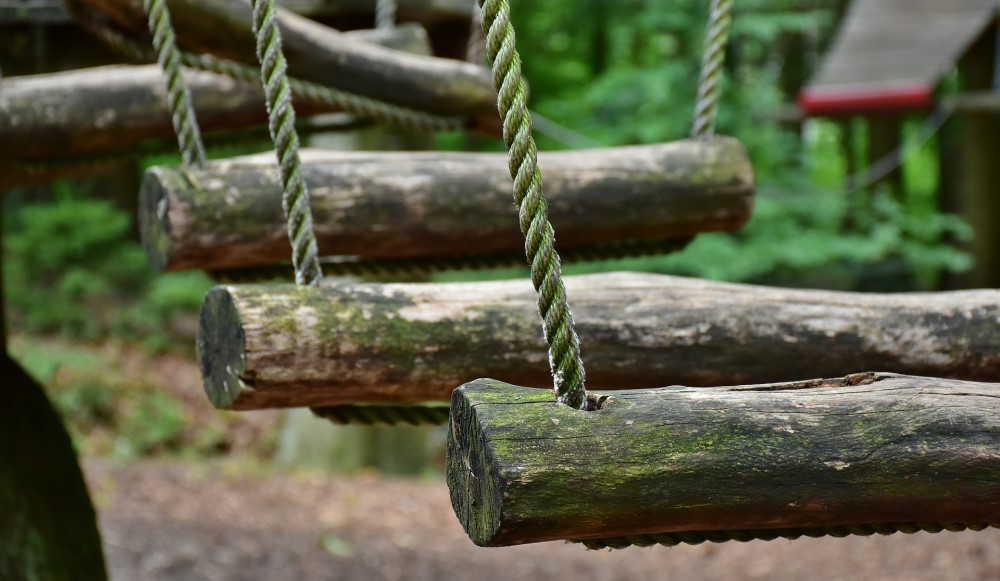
[2,0,975,465]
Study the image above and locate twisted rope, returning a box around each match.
[690,0,733,139]
[479,0,586,409]
[573,522,1000,550]
[466,0,485,65]
[144,0,206,169]
[375,0,396,30]
[65,0,464,133]
[312,404,450,427]
[251,0,323,286]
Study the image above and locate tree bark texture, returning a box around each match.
[0,25,431,163]
[76,0,497,123]
[141,137,754,271]
[446,373,1000,547]
[196,271,1000,410]
[0,355,107,580]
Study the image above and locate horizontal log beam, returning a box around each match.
[447,373,1000,546]
[196,272,1000,410]
[0,25,430,162]
[142,137,753,271]
[77,0,497,124]
[278,0,473,22]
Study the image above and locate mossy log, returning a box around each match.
[196,272,1000,411]
[142,137,753,272]
[447,373,1000,547]
[76,0,497,125]
[0,25,430,162]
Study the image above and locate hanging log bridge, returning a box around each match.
[447,373,1000,547]
[196,271,1000,410]
[141,137,753,271]
[0,25,431,166]
[74,0,498,126]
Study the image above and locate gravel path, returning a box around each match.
[86,460,1000,581]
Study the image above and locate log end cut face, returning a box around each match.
[197,286,247,409]
[446,379,511,547]
[138,167,176,272]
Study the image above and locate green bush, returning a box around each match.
[5,186,213,347]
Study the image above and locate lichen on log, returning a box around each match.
[447,373,1000,546]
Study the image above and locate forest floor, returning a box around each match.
[86,458,1000,581]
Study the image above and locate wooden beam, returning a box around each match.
[142,137,753,272]
[278,0,473,21]
[76,0,497,126]
[447,373,1000,547]
[196,272,1000,411]
[0,24,432,163]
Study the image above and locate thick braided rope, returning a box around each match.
[65,0,463,133]
[144,0,207,168]
[251,0,323,286]
[690,0,733,139]
[311,404,450,427]
[573,522,1000,550]
[375,0,397,30]
[181,52,464,132]
[479,0,586,409]
[466,0,485,65]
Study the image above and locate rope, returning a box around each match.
[65,0,464,133]
[466,0,485,65]
[375,0,396,30]
[690,0,733,139]
[573,522,1000,550]
[311,404,450,426]
[144,0,207,169]
[478,0,586,409]
[251,0,323,286]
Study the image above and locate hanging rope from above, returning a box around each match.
[250,0,323,286]
[478,0,587,409]
[375,0,397,30]
[691,0,733,139]
[144,0,206,168]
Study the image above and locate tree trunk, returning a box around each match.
[0,355,108,579]
[141,137,754,271]
[447,373,1000,547]
[196,271,1000,410]
[76,0,498,126]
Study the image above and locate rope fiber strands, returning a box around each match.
[250,0,323,286]
[375,0,397,30]
[477,0,587,409]
[144,0,207,168]
[691,0,733,139]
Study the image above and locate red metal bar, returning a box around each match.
[799,83,934,116]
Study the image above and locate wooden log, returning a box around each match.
[0,25,431,162]
[141,137,753,272]
[278,0,472,22]
[76,0,497,124]
[196,271,1000,411]
[447,373,1000,547]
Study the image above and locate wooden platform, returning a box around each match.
[800,0,998,115]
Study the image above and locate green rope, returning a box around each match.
[691,0,733,139]
[311,404,450,427]
[144,0,207,169]
[251,0,323,286]
[181,52,464,133]
[375,0,397,30]
[478,0,587,409]
[573,522,1000,550]
[65,0,464,133]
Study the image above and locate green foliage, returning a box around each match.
[4,185,213,348]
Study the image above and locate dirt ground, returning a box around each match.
[86,459,1000,581]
